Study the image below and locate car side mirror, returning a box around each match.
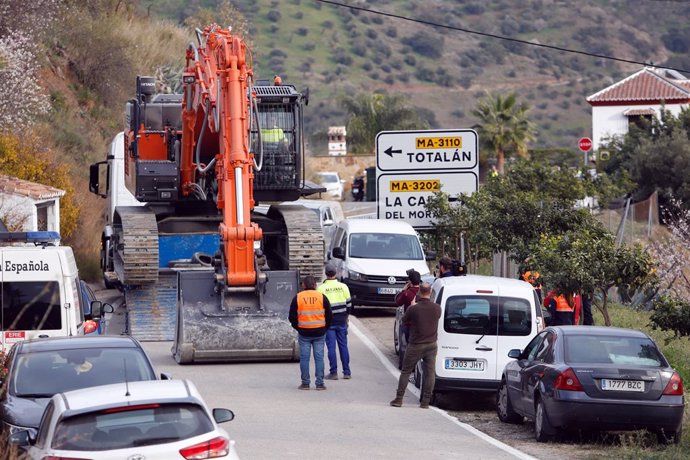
[323,218,334,227]
[508,349,522,359]
[332,247,345,259]
[90,300,103,320]
[8,430,31,447]
[425,250,437,261]
[213,408,235,424]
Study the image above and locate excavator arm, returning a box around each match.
[180,25,262,288]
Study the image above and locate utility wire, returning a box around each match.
[315,0,690,75]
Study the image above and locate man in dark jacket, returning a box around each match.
[390,282,441,409]
[289,275,333,390]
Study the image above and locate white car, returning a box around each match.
[316,171,345,201]
[9,379,239,460]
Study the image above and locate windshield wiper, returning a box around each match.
[16,393,54,398]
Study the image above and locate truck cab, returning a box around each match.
[0,232,101,352]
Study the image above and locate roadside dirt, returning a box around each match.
[354,308,606,460]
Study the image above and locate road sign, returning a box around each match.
[578,137,592,152]
[376,129,478,172]
[376,172,478,228]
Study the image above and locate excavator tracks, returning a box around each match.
[274,204,325,281]
[113,207,159,285]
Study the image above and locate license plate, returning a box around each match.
[601,379,644,392]
[445,359,484,371]
[377,287,400,295]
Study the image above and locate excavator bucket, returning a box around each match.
[172,270,299,363]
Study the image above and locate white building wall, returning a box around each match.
[0,194,36,231]
[592,103,687,150]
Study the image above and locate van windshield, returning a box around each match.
[1,281,62,330]
[349,233,423,260]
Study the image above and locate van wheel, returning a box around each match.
[497,379,523,424]
[535,397,557,442]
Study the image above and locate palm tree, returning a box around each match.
[472,92,536,174]
[340,93,429,154]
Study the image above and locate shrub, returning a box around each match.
[294,11,304,20]
[303,42,316,51]
[650,295,690,341]
[366,29,377,40]
[404,55,416,66]
[385,26,397,38]
[362,62,372,71]
[266,10,281,22]
[402,30,444,59]
[296,27,308,36]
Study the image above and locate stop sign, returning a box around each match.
[578,137,592,152]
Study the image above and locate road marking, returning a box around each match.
[349,319,538,460]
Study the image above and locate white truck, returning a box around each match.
[0,231,106,352]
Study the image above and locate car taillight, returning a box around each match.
[553,368,584,391]
[180,436,229,459]
[663,372,684,396]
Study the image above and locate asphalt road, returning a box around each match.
[99,292,533,460]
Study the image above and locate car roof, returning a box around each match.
[433,274,533,291]
[56,379,203,414]
[338,219,417,234]
[16,336,140,353]
[552,325,651,339]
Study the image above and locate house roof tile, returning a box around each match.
[0,174,65,200]
[587,67,690,104]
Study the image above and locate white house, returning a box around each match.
[587,67,690,151]
[0,174,65,233]
[327,126,347,156]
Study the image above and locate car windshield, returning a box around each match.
[13,348,155,397]
[1,281,62,330]
[564,335,666,367]
[348,233,423,260]
[319,173,338,184]
[52,403,214,451]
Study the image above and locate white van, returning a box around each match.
[0,232,104,352]
[327,219,432,307]
[413,275,543,398]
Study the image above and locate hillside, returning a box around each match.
[148,0,690,150]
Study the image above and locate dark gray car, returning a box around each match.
[497,326,684,443]
[0,336,166,441]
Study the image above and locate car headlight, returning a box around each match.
[348,270,366,281]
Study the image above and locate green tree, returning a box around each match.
[340,92,429,154]
[533,226,657,326]
[601,107,690,205]
[472,92,536,174]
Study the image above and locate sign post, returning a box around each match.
[375,129,479,228]
[578,137,592,165]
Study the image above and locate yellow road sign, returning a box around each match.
[389,179,440,192]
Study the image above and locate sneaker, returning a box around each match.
[389,398,403,407]
[325,373,338,380]
[316,384,327,391]
[420,402,430,409]
[343,374,351,380]
[298,384,310,390]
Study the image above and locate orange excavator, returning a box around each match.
[91,25,324,363]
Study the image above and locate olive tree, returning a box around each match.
[532,223,657,326]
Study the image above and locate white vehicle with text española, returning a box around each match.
[0,232,107,352]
